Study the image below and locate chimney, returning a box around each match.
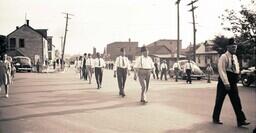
[26,20,29,26]
[16,26,19,30]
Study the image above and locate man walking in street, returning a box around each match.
[153,61,159,79]
[184,59,193,84]
[86,53,94,84]
[212,38,250,127]
[82,53,87,80]
[160,60,168,80]
[114,48,130,97]
[173,61,181,82]
[134,46,154,104]
[94,53,105,89]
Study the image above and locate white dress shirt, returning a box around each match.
[77,60,82,68]
[160,63,168,71]
[134,56,154,70]
[184,62,194,72]
[86,58,94,66]
[218,51,240,85]
[114,56,131,71]
[173,62,181,70]
[94,58,105,68]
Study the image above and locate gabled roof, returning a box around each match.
[7,24,48,40]
[147,45,172,53]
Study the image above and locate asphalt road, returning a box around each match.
[0,68,255,133]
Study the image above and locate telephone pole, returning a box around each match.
[61,12,74,70]
[175,0,181,62]
[187,0,198,62]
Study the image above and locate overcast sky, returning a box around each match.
[0,0,246,55]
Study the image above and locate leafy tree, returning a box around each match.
[214,0,256,67]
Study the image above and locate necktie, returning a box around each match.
[122,57,125,67]
[231,55,236,72]
[99,58,101,67]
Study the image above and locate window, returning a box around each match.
[9,38,16,50]
[19,39,25,48]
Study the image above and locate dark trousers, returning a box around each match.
[82,66,87,80]
[153,70,159,79]
[160,68,167,80]
[186,69,192,83]
[212,71,246,123]
[117,68,127,94]
[95,67,103,88]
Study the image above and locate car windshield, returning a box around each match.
[14,58,31,65]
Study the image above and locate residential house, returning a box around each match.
[6,20,54,66]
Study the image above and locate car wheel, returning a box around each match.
[241,76,251,87]
[197,77,201,80]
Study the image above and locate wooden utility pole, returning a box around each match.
[187,0,198,62]
[175,0,181,62]
[61,12,74,70]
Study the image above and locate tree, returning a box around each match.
[214,0,256,67]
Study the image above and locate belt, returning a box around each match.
[139,68,151,70]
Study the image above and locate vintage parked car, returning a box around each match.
[169,60,205,80]
[13,56,33,72]
[240,67,256,87]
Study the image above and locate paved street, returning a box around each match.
[0,68,255,133]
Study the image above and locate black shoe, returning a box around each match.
[121,94,126,97]
[237,121,250,127]
[213,119,223,125]
[140,100,148,103]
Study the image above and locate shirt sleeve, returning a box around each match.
[113,57,118,71]
[218,54,229,85]
[234,55,240,74]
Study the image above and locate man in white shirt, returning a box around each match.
[94,52,105,89]
[173,61,181,82]
[184,59,194,84]
[114,48,130,97]
[212,38,250,127]
[160,60,168,80]
[134,46,154,103]
[86,53,94,84]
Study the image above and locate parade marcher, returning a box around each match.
[153,61,159,79]
[2,54,11,98]
[0,56,8,98]
[82,53,88,80]
[184,59,194,84]
[36,58,40,73]
[86,54,94,84]
[114,48,130,97]
[160,60,168,80]
[134,46,154,103]
[94,53,105,89]
[78,56,83,79]
[206,63,214,83]
[212,38,250,127]
[74,57,79,73]
[173,61,181,82]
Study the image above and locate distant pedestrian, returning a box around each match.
[86,54,94,84]
[173,61,181,82]
[184,59,194,84]
[212,38,250,127]
[114,48,130,97]
[94,53,105,89]
[153,61,159,79]
[206,63,214,83]
[160,60,168,80]
[36,58,40,73]
[134,46,154,104]
[82,53,88,80]
[78,56,83,79]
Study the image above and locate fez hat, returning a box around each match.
[227,38,235,46]
[120,48,125,52]
[141,46,148,52]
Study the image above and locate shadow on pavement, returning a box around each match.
[165,121,251,133]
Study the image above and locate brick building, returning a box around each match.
[106,40,138,61]
[6,20,54,65]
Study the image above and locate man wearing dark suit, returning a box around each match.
[82,53,87,80]
[212,38,250,127]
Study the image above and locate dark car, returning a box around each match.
[13,56,32,72]
[240,67,256,87]
[169,60,205,80]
